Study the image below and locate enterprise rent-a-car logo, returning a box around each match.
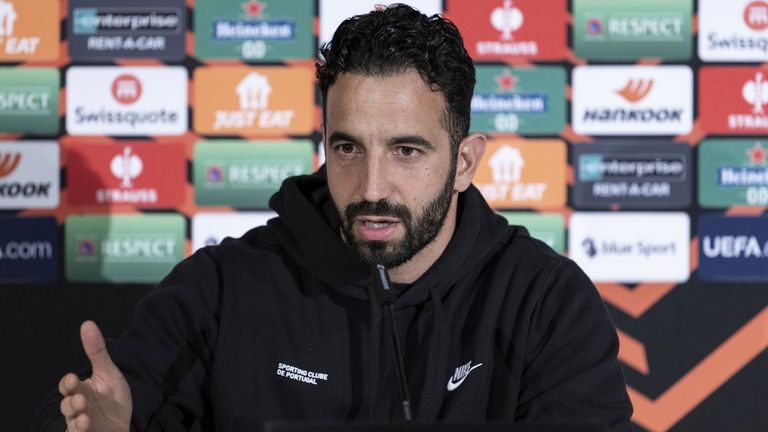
[69,0,186,61]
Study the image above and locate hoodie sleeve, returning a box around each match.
[516,259,634,432]
[30,247,223,432]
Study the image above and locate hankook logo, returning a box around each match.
[617,79,654,103]
[572,66,693,135]
[0,141,59,208]
[0,152,20,177]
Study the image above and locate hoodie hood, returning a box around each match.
[268,167,513,306]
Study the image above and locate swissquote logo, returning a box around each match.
[0,0,58,60]
[473,139,566,209]
[112,75,142,105]
[0,141,59,209]
[447,361,483,391]
[572,66,693,135]
[66,66,187,136]
[745,1,768,30]
[699,0,768,61]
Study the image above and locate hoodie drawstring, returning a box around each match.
[423,283,444,420]
[367,284,382,419]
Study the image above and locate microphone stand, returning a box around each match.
[372,264,413,422]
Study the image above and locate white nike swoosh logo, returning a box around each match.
[446,363,483,391]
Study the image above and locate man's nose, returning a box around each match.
[360,154,392,203]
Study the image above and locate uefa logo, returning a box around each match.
[206,165,224,183]
[586,18,603,35]
[77,239,96,257]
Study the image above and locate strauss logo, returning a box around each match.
[490,0,524,40]
[743,72,768,114]
[110,146,143,188]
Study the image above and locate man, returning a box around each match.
[38,4,633,431]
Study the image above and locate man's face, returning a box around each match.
[324,71,457,269]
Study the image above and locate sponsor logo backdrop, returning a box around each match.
[0,1,765,432]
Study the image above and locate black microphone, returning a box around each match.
[371,264,413,422]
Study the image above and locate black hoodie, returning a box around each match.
[33,171,633,431]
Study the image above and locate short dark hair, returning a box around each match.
[316,4,475,153]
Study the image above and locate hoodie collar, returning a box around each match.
[267,168,511,304]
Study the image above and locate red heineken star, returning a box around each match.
[496,69,518,91]
[242,0,266,17]
[748,142,767,165]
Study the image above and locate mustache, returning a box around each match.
[344,199,412,223]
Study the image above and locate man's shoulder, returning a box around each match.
[203,223,285,262]
[499,224,568,268]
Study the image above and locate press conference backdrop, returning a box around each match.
[0,0,766,431]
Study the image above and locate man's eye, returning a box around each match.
[398,146,417,156]
[339,143,355,153]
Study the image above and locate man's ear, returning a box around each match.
[454,133,487,193]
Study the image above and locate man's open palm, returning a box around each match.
[58,321,132,432]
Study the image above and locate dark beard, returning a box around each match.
[338,167,456,269]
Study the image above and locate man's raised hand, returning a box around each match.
[58,321,132,432]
